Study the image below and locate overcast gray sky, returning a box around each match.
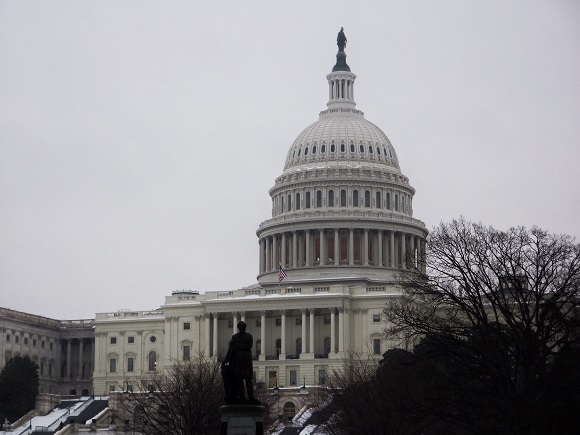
[1,1,578,319]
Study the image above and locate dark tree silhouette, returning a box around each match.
[0,355,39,423]
[114,353,223,435]
[384,218,580,434]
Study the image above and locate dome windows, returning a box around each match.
[364,190,371,208]
[340,189,347,206]
[321,144,326,153]
[353,190,359,207]
[350,143,355,153]
[330,142,336,153]
[297,148,302,157]
[296,193,301,210]
[304,146,309,156]
[369,145,373,154]
[376,191,381,208]
[305,191,311,209]
[316,190,322,207]
[340,142,345,153]
[312,145,317,155]
[359,144,364,153]
[328,190,335,207]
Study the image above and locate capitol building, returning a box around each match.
[2,33,427,410]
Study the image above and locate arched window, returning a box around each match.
[312,145,317,154]
[297,148,301,157]
[305,191,311,209]
[360,143,364,153]
[321,144,326,153]
[328,190,334,207]
[296,192,301,210]
[284,402,296,422]
[353,190,359,207]
[386,192,391,210]
[304,146,309,155]
[324,337,331,355]
[376,191,381,208]
[316,191,322,207]
[330,142,336,153]
[395,194,399,211]
[296,338,302,355]
[340,142,345,153]
[377,146,381,156]
[364,190,371,208]
[350,143,355,153]
[148,351,157,372]
[287,194,292,211]
[340,189,347,207]
[369,145,373,154]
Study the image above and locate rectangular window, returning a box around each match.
[5,334,10,342]
[323,316,331,325]
[15,336,19,344]
[275,319,282,326]
[127,336,135,344]
[110,337,117,345]
[49,342,53,350]
[127,357,134,372]
[319,369,326,385]
[373,338,381,355]
[126,384,133,392]
[295,318,302,326]
[256,319,261,327]
[183,322,191,330]
[41,341,45,348]
[372,314,381,323]
[109,384,116,392]
[290,370,297,386]
[183,345,191,361]
[48,363,53,377]
[33,339,37,347]
[110,358,117,373]
[24,337,29,345]
[40,362,45,375]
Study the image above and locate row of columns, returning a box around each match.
[203,308,363,359]
[62,337,93,380]
[329,78,354,101]
[259,229,426,274]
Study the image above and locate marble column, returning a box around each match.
[390,231,395,268]
[66,339,71,378]
[363,228,369,266]
[401,233,407,269]
[377,229,383,267]
[319,229,326,266]
[292,231,298,268]
[301,309,307,357]
[281,233,286,268]
[348,228,354,265]
[212,315,219,358]
[309,310,315,354]
[305,230,311,266]
[78,339,84,379]
[265,237,271,272]
[260,311,266,361]
[334,228,339,265]
[338,309,345,353]
[330,309,336,355]
[280,310,286,358]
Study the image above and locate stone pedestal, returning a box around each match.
[220,403,265,435]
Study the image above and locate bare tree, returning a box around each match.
[114,353,223,435]
[385,218,580,434]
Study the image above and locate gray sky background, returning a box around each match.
[1,1,578,320]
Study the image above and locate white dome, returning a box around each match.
[283,110,400,173]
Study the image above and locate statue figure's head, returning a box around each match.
[341,27,344,31]
[237,321,247,332]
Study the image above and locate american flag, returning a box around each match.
[278,266,287,282]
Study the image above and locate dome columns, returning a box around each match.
[257,228,427,279]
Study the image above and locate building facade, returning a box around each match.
[92,38,428,404]
[0,307,94,395]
